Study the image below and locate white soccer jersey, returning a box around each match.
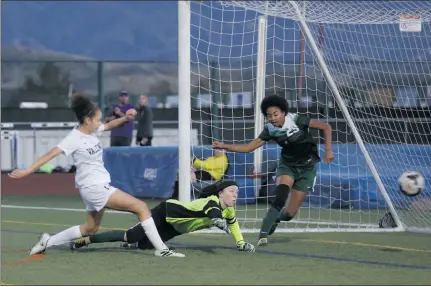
[57,124,110,189]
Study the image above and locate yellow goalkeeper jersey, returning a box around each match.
[165,195,244,243]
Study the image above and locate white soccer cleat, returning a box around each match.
[154,248,185,258]
[257,237,268,247]
[29,233,50,255]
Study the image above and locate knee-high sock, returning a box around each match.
[88,230,125,243]
[140,217,168,251]
[258,184,290,239]
[124,218,169,251]
[46,225,82,247]
[258,207,280,239]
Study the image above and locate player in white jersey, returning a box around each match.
[9,94,184,258]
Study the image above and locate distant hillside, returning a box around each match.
[3,1,431,62]
[2,1,431,108]
[2,1,178,61]
[3,45,430,109]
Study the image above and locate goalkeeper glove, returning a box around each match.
[211,218,229,233]
[236,241,255,252]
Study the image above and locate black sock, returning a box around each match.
[272,184,290,210]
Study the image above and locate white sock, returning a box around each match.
[47,225,82,248]
[140,217,168,251]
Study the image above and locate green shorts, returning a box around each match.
[275,161,317,193]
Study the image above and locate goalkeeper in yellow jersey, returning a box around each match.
[71,180,255,253]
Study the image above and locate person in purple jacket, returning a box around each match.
[106,91,135,146]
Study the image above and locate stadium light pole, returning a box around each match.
[178,1,191,203]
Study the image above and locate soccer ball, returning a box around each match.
[398,171,425,197]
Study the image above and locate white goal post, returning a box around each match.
[178,1,431,233]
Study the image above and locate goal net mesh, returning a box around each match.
[188,1,431,232]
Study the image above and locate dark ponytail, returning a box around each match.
[71,93,98,124]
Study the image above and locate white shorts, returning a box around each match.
[79,184,118,212]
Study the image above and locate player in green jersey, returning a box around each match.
[70,180,255,253]
[213,95,334,246]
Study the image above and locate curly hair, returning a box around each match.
[71,93,98,124]
[260,94,289,117]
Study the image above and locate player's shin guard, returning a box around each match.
[258,184,290,239]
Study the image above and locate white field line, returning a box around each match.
[1,204,378,229]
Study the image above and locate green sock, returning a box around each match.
[89,230,125,244]
[278,207,288,221]
[259,207,280,239]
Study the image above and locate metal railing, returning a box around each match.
[0,122,199,171]
[1,117,429,171]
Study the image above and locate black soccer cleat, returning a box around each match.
[70,238,88,250]
[120,242,138,249]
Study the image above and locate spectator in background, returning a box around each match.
[170,150,229,200]
[136,95,153,146]
[106,91,135,146]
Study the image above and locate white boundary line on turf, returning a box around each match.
[1,204,130,214]
[1,204,378,229]
[240,217,378,228]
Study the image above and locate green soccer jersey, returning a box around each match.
[165,195,244,243]
[259,113,320,167]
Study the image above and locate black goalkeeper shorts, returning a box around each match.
[137,201,181,250]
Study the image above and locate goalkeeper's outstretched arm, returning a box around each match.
[225,208,255,252]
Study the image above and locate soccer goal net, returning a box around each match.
[178,1,431,233]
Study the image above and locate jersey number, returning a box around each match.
[286,127,299,137]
